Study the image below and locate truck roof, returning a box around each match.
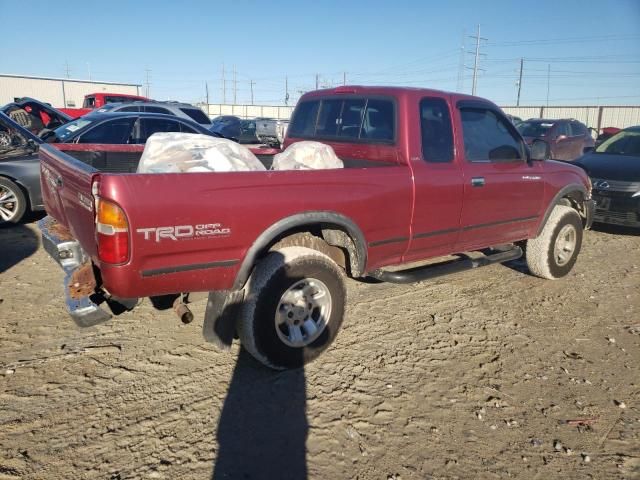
[299,85,495,106]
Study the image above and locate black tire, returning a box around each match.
[238,246,346,370]
[0,177,27,224]
[525,205,583,279]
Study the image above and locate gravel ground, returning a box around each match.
[1,219,639,479]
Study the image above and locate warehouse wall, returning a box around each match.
[202,103,294,120]
[501,106,640,130]
[203,102,640,130]
[0,75,141,108]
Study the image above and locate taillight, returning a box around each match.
[96,198,129,264]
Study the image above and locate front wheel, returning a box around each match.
[237,246,346,370]
[525,205,583,279]
[0,177,27,224]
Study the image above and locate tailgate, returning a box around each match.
[39,144,98,258]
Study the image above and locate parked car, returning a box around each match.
[209,116,242,142]
[516,118,595,161]
[0,111,43,223]
[40,111,218,144]
[595,127,621,147]
[575,126,640,228]
[96,101,212,127]
[60,92,151,118]
[239,119,260,144]
[2,97,72,135]
[506,114,522,125]
[38,85,594,370]
[255,117,289,147]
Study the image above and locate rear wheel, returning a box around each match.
[0,178,27,224]
[238,246,346,370]
[525,205,583,279]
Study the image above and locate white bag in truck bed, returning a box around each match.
[272,141,343,170]
[137,132,266,173]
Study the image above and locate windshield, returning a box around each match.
[516,121,554,137]
[595,129,640,156]
[48,118,94,142]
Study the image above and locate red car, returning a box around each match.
[60,92,150,118]
[38,86,594,369]
[517,118,595,161]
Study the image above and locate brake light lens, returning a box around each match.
[96,198,129,264]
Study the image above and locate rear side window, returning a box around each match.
[120,106,141,112]
[289,97,394,143]
[145,106,173,115]
[136,118,181,143]
[420,97,454,163]
[180,108,211,124]
[570,122,587,136]
[556,122,569,137]
[83,97,95,108]
[105,96,129,104]
[460,108,523,162]
[78,119,134,144]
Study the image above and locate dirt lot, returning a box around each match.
[1,219,639,480]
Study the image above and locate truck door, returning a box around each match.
[455,103,544,250]
[402,96,463,262]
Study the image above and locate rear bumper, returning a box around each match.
[38,216,113,327]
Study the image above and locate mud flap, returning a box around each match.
[203,290,245,349]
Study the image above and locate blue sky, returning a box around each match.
[1,0,639,106]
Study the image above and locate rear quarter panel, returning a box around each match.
[97,167,413,298]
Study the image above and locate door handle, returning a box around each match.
[471,177,485,187]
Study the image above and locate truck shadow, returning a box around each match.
[212,349,308,480]
[0,223,39,274]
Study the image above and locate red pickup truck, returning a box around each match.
[59,92,150,118]
[38,86,594,369]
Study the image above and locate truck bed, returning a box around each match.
[54,143,391,173]
[39,143,411,299]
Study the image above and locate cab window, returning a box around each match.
[460,108,524,162]
[420,97,454,163]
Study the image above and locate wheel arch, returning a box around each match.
[232,211,367,290]
[536,184,589,236]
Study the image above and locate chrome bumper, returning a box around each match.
[38,216,112,327]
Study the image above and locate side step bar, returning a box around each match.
[369,246,523,284]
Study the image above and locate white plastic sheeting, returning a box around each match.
[137,133,266,173]
[272,141,343,170]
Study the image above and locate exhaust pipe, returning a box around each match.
[173,296,194,324]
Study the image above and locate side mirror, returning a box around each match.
[530,140,549,161]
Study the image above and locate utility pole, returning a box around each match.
[315,74,319,90]
[469,24,487,95]
[144,69,152,97]
[222,64,226,104]
[285,76,289,105]
[87,62,91,81]
[546,64,551,107]
[456,29,466,92]
[343,72,346,86]
[205,82,209,104]
[250,80,255,105]
[233,66,237,104]
[516,58,524,106]
[64,60,71,79]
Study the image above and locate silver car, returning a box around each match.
[96,101,211,127]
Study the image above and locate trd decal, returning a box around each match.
[136,223,231,242]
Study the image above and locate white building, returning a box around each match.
[0,74,142,108]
